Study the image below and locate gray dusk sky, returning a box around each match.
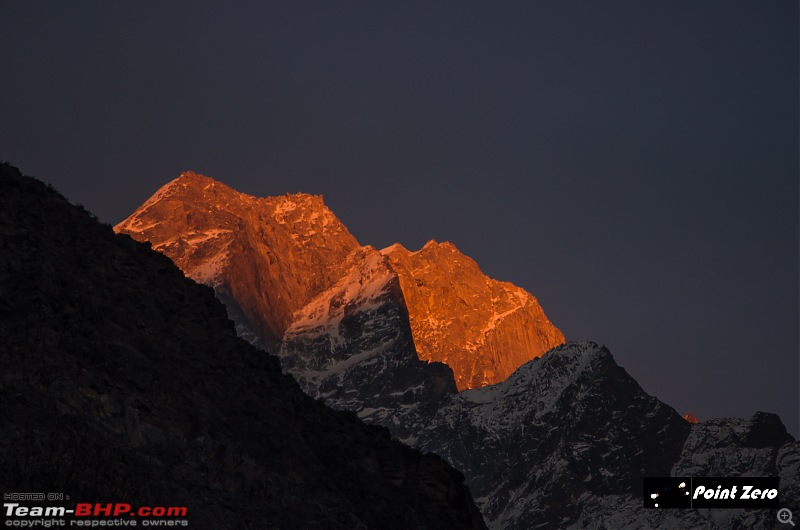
[1,1,797,435]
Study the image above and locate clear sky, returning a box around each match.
[2,1,797,436]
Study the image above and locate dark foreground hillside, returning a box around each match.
[0,163,486,530]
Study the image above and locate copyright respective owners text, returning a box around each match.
[4,494,189,527]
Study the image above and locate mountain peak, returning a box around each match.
[384,238,565,390]
[415,340,700,529]
[269,192,338,226]
[170,170,235,195]
[116,173,360,347]
[380,242,410,255]
[421,239,458,252]
[381,240,461,257]
[478,341,612,395]
[177,169,211,181]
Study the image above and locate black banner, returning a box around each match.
[643,477,780,509]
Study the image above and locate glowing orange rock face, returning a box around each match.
[117,172,565,389]
[382,241,565,390]
[115,171,359,348]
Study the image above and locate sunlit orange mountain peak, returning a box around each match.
[116,171,359,347]
[116,172,565,389]
[381,240,564,389]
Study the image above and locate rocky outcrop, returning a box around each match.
[382,241,565,389]
[0,163,487,530]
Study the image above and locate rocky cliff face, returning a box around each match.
[0,163,487,530]
[279,245,457,430]
[116,173,564,388]
[115,171,360,349]
[382,241,565,389]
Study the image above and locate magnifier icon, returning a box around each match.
[779,508,795,526]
